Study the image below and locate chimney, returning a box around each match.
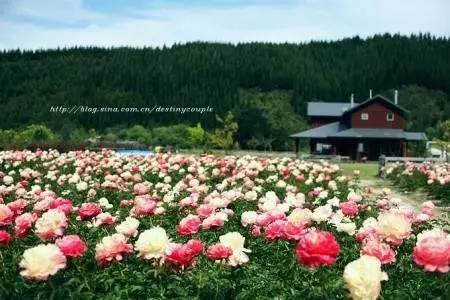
[394,90,398,104]
[350,93,354,107]
[369,89,372,98]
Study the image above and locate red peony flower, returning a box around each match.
[340,201,359,217]
[296,230,340,268]
[413,236,450,273]
[185,239,204,256]
[165,240,203,268]
[361,238,396,264]
[49,198,73,215]
[0,230,12,245]
[177,215,201,236]
[56,235,87,257]
[78,203,102,220]
[207,243,232,260]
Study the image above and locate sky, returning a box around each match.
[0,0,449,50]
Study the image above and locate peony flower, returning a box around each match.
[49,198,73,215]
[219,232,251,266]
[207,243,233,261]
[131,197,156,217]
[0,230,12,244]
[0,204,14,226]
[296,229,340,268]
[376,213,412,246]
[35,209,68,240]
[361,238,396,264]
[311,205,333,223]
[165,240,204,269]
[135,227,171,260]
[15,212,37,238]
[340,201,359,217]
[413,229,450,273]
[115,217,140,237]
[196,204,215,219]
[95,233,133,266]
[287,208,312,226]
[19,244,67,281]
[241,211,258,227]
[55,235,87,257]
[265,220,287,240]
[177,214,201,236]
[133,183,150,195]
[343,255,388,300]
[7,199,27,216]
[93,212,117,227]
[78,202,102,220]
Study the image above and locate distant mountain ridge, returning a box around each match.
[0,33,449,130]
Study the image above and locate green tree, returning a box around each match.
[187,123,206,148]
[207,112,239,151]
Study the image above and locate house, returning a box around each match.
[290,94,427,160]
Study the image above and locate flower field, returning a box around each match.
[384,162,450,204]
[0,150,449,299]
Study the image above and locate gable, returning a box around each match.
[343,95,408,117]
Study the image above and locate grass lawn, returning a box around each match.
[340,162,379,179]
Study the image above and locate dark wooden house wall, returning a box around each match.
[350,102,405,129]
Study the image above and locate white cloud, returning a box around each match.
[0,0,449,50]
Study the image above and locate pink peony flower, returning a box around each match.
[49,198,73,215]
[207,243,233,260]
[283,222,307,241]
[340,201,359,217]
[0,204,14,226]
[177,214,202,236]
[78,203,102,220]
[56,235,87,257]
[413,235,450,273]
[133,183,150,195]
[0,230,12,245]
[265,220,287,240]
[201,214,225,230]
[196,204,215,219]
[131,197,156,217]
[15,213,37,238]
[361,238,396,264]
[7,199,27,216]
[296,230,340,268]
[95,233,133,266]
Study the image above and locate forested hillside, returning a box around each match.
[0,33,449,149]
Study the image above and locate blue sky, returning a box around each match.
[0,0,449,50]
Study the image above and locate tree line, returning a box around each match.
[0,33,449,150]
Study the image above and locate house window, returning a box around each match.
[361,113,369,120]
[387,112,394,121]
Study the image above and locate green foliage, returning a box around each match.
[237,89,307,151]
[152,124,192,148]
[118,125,153,144]
[383,85,450,139]
[207,112,239,151]
[188,123,206,148]
[14,125,59,148]
[1,34,450,134]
